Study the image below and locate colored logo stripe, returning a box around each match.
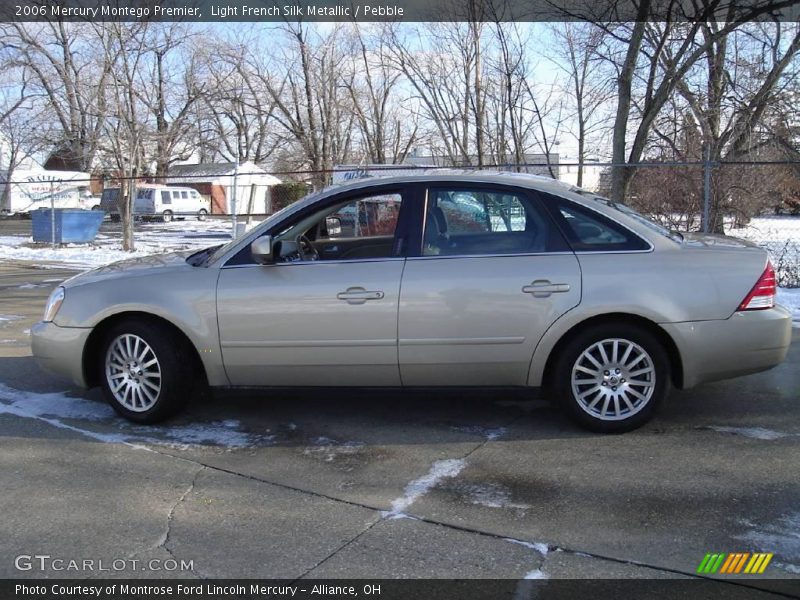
[698,553,773,574]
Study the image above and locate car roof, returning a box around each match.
[324,170,578,196]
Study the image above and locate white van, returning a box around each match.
[99,185,209,222]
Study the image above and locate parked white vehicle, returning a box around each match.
[99,184,209,222]
[0,169,92,214]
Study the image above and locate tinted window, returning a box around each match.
[553,200,650,252]
[172,191,180,199]
[423,188,561,256]
[181,191,188,199]
[161,191,171,204]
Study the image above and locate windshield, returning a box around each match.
[573,190,683,243]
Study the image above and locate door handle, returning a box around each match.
[337,287,385,304]
[522,280,570,297]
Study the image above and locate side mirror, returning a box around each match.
[250,235,274,264]
[325,216,342,237]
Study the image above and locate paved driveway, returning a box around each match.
[1,262,798,596]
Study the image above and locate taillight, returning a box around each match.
[738,261,776,311]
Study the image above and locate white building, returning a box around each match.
[166,162,282,215]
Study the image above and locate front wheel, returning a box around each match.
[100,319,193,423]
[162,210,174,223]
[197,208,208,221]
[553,324,670,433]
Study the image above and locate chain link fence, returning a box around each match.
[3,160,799,287]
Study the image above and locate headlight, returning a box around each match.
[43,286,65,322]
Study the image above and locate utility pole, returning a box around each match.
[50,179,56,249]
[232,145,239,238]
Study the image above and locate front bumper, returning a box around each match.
[661,306,792,389]
[30,321,92,388]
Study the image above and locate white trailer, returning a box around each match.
[0,169,92,214]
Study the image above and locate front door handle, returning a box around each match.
[522,280,571,297]
[337,287,385,304]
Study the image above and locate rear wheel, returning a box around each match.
[92,205,101,211]
[197,208,208,221]
[553,323,670,433]
[162,210,173,223]
[99,319,193,423]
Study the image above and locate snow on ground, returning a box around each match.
[736,513,800,575]
[777,288,800,327]
[385,458,466,517]
[704,425,797,440]
[0,382,273,449]
[302,436,365,462]
[0,219,254,269]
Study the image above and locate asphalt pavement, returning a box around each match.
[1,261,798,596]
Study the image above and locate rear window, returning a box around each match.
[574,190,682,243]
[549,199,650,252]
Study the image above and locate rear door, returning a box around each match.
[398,183,582,386]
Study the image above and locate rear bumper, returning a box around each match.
[30,321,92,388]
[661,306,792,389]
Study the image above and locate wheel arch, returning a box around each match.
[82,311,208,389]
[535,312,684,392]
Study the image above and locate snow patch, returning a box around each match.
[303,436,365,462]
[453,482,531,510]
[706,425,795,440]
[450,425,508,440]
[17,282,49,289]
[736,512,800,574]
[0,383,273,449]
[0,219,231,269]
[505,538,550,556]
[777,287,800,327]
[386,458,466,516]
[0,314,24,322]
[521,569,547,579]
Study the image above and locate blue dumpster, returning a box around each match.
[31,209,105,244]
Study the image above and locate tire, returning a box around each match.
[110,214,121,223]
[197,209,208,221]
[99,319,194,423]
[553,323,670,433]
[162,210,173,223]
[92,205,101,211]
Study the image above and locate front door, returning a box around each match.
[217,188,408,386]
[398,184,581,386]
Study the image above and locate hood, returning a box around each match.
[62,251,194,288]
[681,232,762,250]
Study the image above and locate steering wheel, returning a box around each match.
[296,234,319,261]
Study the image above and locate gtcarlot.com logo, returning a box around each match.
[14,554,194,572]
[697,552,773,575]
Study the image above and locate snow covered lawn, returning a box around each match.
[0,218,253,269]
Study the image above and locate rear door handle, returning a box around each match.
[522,280,570,297]
[337,287,385,304]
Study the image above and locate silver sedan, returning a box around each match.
[31,173,792,432]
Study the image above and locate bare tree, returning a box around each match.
[198,28,285,164]
[673,22,800,232]
[593,0,798,202]
[261,23,355,188]
[2,22,113,171]
[97,22,150,251]
[340,24,418,164]
[549,22,614,186]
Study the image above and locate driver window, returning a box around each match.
[274,192,403,262]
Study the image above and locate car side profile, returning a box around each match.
[32,173,792,432]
